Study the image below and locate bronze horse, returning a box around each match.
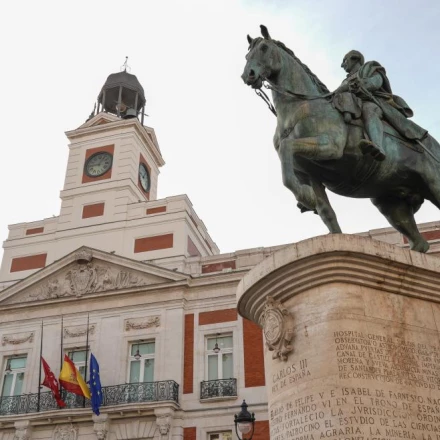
[242,25,440,252]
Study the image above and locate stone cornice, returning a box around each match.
[0,401,180,428]
[65,117,165,167]
[0,280,189,314]
[237,234,440,323]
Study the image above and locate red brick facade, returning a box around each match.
[403,229,440,244]
[134,234,173,253]
[187,236,201,257]
[183,427,196,440]
[183,314,194,394]
[243,318,266,387]
[201,260,236,274]
[251,421,270,440]
[199,308,237,325]
[25,227,44,235]
[11,254,47,272]
[82,202,105,219]
[146,206,166,215]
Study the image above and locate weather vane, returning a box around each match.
[121,56,131,73]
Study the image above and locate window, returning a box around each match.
[209,432,232,440]
[129,341,155,383]
[206,335,233,380]
[1,356,27,397]
[67,349,88,378]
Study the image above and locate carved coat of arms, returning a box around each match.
[53,425,77,440]
[67,262,97,296]
[259,296,294,361]
[18,249,156,303]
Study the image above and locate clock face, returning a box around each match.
[85,152,113,177]
[139,163,150,192]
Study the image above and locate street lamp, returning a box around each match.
[234,400,255,440]
[213,333,221,354]
[134,341,141,360]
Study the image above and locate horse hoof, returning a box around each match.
[410,240,430,253]
[358,140,386,161]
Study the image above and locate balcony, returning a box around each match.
[200,378,237,400]
[0,380,179,416]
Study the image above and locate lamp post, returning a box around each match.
[234,400,255,440]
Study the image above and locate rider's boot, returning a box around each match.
[358,139,386,161]
[359,104,386,161]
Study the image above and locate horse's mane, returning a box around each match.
[251,37,330,94]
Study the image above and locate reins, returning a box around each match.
[254,88,277,116]
[254,78,334,118]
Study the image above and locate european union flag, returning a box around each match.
[89,353,103,415]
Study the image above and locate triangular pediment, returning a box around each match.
[0,247,189,306]
[78,112,120,129]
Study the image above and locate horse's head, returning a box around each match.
[241,25,283,89]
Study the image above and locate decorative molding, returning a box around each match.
[114,420,155,440]
[0,433,15,440]
[2,332,34,346]
[74,249,93,263]
[53,424,78,440]
[13,421,32,440]
[154,408,174,440]
[18,261,163,303]
[125,316,160,331]
[156,416,170,439]
[93,414,109,440]
[237,235,440,325]
[64,325,96,339]
[259,296,294,361]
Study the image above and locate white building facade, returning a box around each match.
[0,71,269,440]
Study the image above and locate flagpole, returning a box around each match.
[60,315,63,393]
[83,312,90,408]
[37,320,43,412]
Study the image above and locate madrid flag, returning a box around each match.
[59,354,91,398]
[41,357,66,407]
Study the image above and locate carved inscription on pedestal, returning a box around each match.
[334,331,440,389]
[268,330,440,440]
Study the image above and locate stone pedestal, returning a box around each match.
[237,235,440,440]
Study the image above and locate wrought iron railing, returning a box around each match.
[0,380,179,416]
[200,378,237,400]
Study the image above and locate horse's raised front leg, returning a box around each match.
[278,144,317,213]
[281,134,344,161]
[310,180,342,234]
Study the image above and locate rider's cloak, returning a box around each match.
[334,61,427,141]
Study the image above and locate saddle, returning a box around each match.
[346,118,424,154]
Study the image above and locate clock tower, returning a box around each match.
[0,69,218,284]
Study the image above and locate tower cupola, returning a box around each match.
[92,60,147,123]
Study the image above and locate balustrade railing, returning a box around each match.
[0,380,179,416]
[200,378,237,400]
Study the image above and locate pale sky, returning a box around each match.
[1,0,440,258]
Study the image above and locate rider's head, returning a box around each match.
[341,50,365,73]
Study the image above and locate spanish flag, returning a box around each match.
[59,354,91,398]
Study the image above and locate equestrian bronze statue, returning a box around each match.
[241,25,440,252]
